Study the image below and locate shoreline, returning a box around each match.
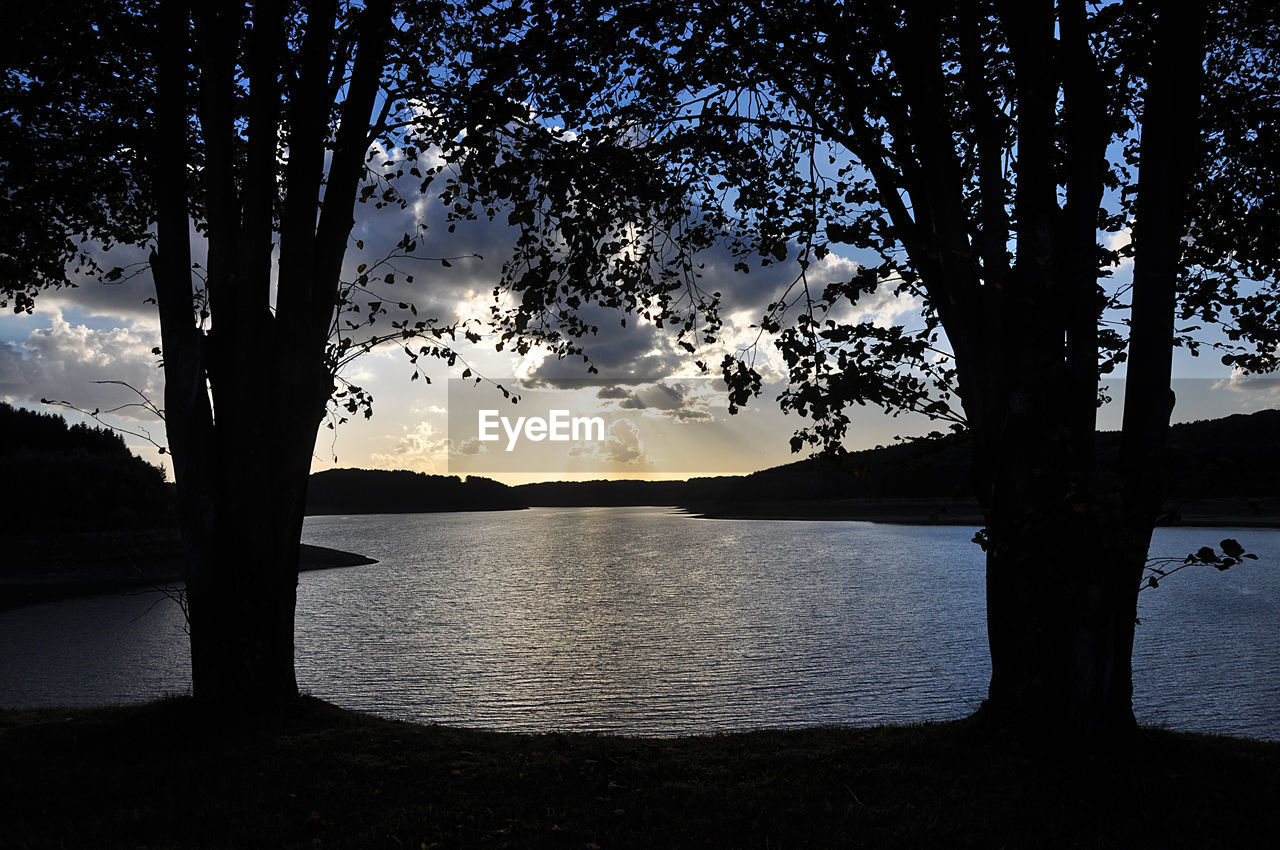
[684,496,1280,528]
[1,535,376,610]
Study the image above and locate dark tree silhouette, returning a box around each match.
[0,402,171,531]
[2,0,716,707]
[457,0,1280,733]
[6,1,468,705]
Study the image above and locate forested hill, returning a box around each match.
[6,402,1268,528]
[307,408,1278,519]
[306,468,526,514]
[509,408,1280,521]
[696,408,1280,504]
[1159,409,1280,497]
[0,402,172,531]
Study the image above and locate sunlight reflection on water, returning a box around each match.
[2,508,1276,739]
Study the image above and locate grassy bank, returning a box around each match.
[2,699,1277,848]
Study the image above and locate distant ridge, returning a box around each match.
[677,408,1280,524]
[306,468,526,514]
[691,407,1280,503]
[310,409,1279,526]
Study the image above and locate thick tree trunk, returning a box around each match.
[176,393,320,706]
[149,1,391,709]
[974,1,1204,736]
[982,497,1141,733]
[179,348,333,706]
[976,381,1140,734]
[183,471,305,706]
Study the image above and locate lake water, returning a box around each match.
[2,508,1277,739]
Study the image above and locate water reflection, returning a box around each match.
[1,509,1276,740]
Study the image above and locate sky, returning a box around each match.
[2,149,1277,484]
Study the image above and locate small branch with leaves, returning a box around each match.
[1141,537,1259,591]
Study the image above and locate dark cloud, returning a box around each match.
[0,342,36,394]
[592,380,720,424]
[513,300,691,387]
[595,386,630,399]
[680,238,875,319]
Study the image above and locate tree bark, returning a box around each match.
[147,0,391,709]
[1111,0,1208,726]
[976,1,1206,735]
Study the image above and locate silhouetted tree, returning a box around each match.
[2,0,715,707]
[6,1,465,705]
[458,0,1280,733]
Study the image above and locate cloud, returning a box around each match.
[0,307,163,418]
[369,420,449,472]
[505,242,923,393]
[514,301,693,387]
[1212,369,1280,399]
[0,342,37,394]
[594,381,717,423]
[567,418,654,466]
[595,385,630,399]
[448,436,489,456]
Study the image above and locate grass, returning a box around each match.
[2,698,1277,849]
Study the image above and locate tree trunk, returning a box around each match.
[149,0,391,709]
[975,373,1140,734]
[982,496,1142,734]
[183,467,305,707]
[974,1,1205,736]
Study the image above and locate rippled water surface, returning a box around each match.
[2,508,1277,738]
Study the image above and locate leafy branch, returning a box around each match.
[1141,537,1259,591]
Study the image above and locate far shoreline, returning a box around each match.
[682,496,1280,528]
[1,537,376,611]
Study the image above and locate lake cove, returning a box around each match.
[2,508,1276,740]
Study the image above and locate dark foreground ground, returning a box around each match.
[2,698,1277,849]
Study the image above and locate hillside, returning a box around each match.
[686,408,1280,524]
[306,468,526,514]
[306,409,1279,524]
[0,402,173,531]
[1,405,371,608]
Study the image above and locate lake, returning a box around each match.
[2,508,1277,739]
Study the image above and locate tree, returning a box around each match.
[5,1,431,705]
[2,2,153,313]
[2,0,712,707]
[3,0,403,704]
[459,0,1280,733]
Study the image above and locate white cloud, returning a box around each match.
[369,420,449,472]
[1212,369,1280,400]
[0,306,163,418]
[448,436,489,456]
[567,418,654,467]
[1108,222,1134,272]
